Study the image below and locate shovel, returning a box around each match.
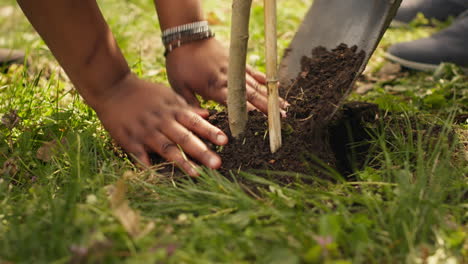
[278,0,402,120]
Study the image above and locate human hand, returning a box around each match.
[94,73,228,176]
[165,38,288,114]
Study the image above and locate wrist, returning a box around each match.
[165,37,214,60]
[154,0,204,30]
[79,68,133,113]
[62,31,132,112]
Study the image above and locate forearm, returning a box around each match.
[154,0,204,30]
[17,0,129,110]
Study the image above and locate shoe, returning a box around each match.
[386,11,468,72]
[0,48,25,66]
[393,0,468,26]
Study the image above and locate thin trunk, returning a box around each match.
[265,0,282,153]
[227,0,252,138]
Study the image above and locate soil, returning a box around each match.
[143,44,373,178]
[145,44,455,178]
[209,44,367,177]
[133,43,461,179]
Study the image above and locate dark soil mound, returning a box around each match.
[210,44,367,176]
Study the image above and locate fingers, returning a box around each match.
[247,102,256,112]
[177,110,228,146]
[206,81,283,116]
[245,80,288,117]
[205,77,267,114]
[122,112,224,177]
[115,129,151,167]
[131,147,151,167]
[246,74,268,97]
[144,130,200,176]
[203,70,287,115]
[246,65,267,84]
[209,86,262,114]
[160,121,222,170]
[207,87,228,105]
[246,84,269,114]
[246,74,289,110]
[191,107,210,119]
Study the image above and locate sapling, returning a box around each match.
[227,0,253,138]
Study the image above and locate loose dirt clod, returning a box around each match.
[210,44,366,176]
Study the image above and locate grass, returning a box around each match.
[0,0,467,263]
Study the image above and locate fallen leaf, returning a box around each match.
[110,179,140,237]
[36,141,57,162]
[108,171,154,238]
[36,138,66,162]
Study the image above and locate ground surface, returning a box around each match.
[0,0,467,263]
[212,44,365,175]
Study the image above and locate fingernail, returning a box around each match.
[208,156,220,169]
[216,133,228,144]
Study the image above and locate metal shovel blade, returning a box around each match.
[279,0,402,116]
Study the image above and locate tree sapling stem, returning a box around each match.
[227,0,253,138]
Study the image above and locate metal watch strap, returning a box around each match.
[164,30,215,57]
[162,21,208,38]
[162,21,214,56]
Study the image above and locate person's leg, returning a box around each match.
[393,0,468,26]
[386,11,468,72]
[0,48,25,66]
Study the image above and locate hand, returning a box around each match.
[94,73,228,177]
[165,38,288,114]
